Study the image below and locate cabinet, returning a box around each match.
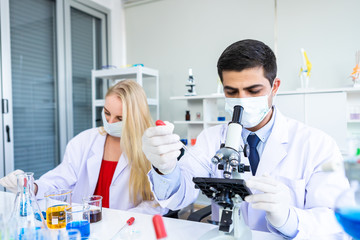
[276,88,360,154]
[91,66,159,127]
[170,94,227,142]
[171,88,360,153]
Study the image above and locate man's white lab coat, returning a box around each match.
[150,108,349,239]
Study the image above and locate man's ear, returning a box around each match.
[272,78,281,96]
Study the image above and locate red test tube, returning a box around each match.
[152,214,167,239]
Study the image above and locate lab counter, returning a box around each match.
[0,191,283,239]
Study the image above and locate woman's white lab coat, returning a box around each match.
[152,108,349,239]
[36,128,167,215]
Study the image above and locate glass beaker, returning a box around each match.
[9,172,46,239]
[45,189,72,229]
[335,181,360,240]
[334,157,360,240]
[82,195,103,223]
[65,205,91,238]
[57,229,81,240]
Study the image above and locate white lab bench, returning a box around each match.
[0,191,282,240]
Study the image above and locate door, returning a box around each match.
[0,0,58,179]
[64,0,107,138]
[0,0,109,180]
[0,2,5,188]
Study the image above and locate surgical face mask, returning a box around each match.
[102,109,123,137]
[225,89,273,128]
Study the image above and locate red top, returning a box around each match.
[94,159,118,208]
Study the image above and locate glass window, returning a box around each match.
[10,0,58,178]
[71,8,103,136]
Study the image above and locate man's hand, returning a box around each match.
[0,169,24,193]
[245,173,292,227]
[142,121,183,174]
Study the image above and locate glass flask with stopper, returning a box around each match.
[334,141,360,240]
[8,172,46,239]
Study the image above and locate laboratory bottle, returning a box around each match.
[185,111,191,121]
[9,172,46,239]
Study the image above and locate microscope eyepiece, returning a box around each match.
[231,105,244,124]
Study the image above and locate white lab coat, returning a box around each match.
[152,108,349,239]
[36,128,167,215]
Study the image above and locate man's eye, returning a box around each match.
[249,90,261,94]
[105,111,110,116]
[226,91,237,96]
[117,117,122,121]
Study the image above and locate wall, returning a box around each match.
[124,0,360,137]
[91,0,127,66]
[124,0,275,137]
[277,0,360,90]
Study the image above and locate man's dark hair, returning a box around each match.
[217,39,277,86]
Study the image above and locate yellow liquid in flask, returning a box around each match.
[46,205,68,229]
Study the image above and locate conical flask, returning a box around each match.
[8,172,46,239]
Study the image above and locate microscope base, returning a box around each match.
[198,228,252,240]
[198,208,252,240]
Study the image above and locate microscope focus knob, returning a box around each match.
[212,152,224,165]
[211,157,219,164]
[229,153,239,167]
[238,164,251,173]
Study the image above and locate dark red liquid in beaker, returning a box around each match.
[89,209,102,223]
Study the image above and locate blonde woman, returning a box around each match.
[0,80,167,214]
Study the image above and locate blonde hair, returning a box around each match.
[106,80,154,205]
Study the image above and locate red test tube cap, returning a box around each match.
[127,217,135,225]
[152,214,167,239]
[155,120,166,126]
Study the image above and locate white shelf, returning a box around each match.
[92,66,158,79]
[171,87,360,98]
[170,94,224,100]
[174,121,227,125]
[276,89,360,153]
[171,88,360,143]
[94,98,158,107]
[174,121,204,124]
[348,120,360,123]
[278,87,360,95]
[91,66,159,127]
[207,121,227,125]
[94,100,105,107]
[147,98,158,105]
[171,94,226,140]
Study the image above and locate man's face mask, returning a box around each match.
[225,87,274,128]
[102,109,123,137]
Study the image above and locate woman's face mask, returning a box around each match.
[102,109,123,137]
[225,88,274,128]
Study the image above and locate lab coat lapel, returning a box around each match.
[255,109,288,177]
[86,133,106,194]
[111,153,128,185]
